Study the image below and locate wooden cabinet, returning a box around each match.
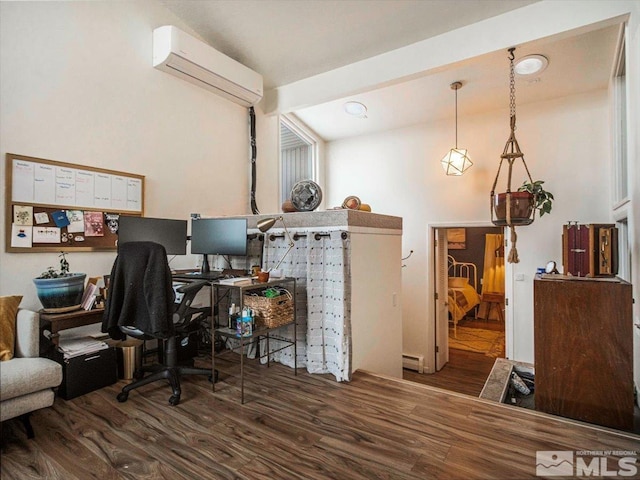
[534,276,634,431]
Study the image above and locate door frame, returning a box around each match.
[427,221,511,373]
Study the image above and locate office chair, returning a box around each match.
[102,241,216,406]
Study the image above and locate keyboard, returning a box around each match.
[176,270,223,281]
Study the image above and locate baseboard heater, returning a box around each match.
[402,353,424,374]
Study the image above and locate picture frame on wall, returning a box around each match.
[447,228,466,250]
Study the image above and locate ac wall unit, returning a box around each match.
[153,25,263,107]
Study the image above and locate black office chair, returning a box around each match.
[102,241,216,406]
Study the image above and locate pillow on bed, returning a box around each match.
[448,277,469,288]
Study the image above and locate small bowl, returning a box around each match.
[257,271,270,283]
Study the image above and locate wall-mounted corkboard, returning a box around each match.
[5,153,145,253]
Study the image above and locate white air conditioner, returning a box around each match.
[153,25,263,107]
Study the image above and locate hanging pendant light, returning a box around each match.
[490,48,537,264]
[441,81,473,176]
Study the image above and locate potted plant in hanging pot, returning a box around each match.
[33,252,86,313]
[492,190,536,226]
[492,181,554,226]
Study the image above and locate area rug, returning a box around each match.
[449,326,505,358]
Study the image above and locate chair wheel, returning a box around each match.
[169,395,180,406]
[117,392,129,403]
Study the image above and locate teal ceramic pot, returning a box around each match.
[33,273,86,312]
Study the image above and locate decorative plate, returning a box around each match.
[290,180,323,212]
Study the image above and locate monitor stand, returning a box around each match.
[200,254,210,273]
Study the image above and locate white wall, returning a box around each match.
[0,2,278,310]
[325,90,610,366]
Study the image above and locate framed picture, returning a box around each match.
[447,228,466,250]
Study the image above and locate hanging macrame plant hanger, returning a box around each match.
[490,48,537,264]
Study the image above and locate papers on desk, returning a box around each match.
[58,336,109,359]
[218,277,253,286]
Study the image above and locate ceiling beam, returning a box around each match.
[261,0,633,115]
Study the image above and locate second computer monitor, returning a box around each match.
[191,217,248,256]
[117,216,188,255]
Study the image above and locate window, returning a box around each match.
[612,31,628,206]
[610,28,631,284]
[279,115,318,205]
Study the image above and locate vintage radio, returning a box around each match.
[562,223,618,277]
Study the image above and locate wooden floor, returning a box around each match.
[403,349,496,397]
[2,352,639,480]
[404,318,504,397]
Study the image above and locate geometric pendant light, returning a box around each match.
[441,81,473,175]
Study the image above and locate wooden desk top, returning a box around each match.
[481,292,504,303]
[40,307,104,321]
[40,308,104,335]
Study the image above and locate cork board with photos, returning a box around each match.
[6,153,144,252]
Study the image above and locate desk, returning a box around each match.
[480,292,504,322]
[39,308,104,354]
[172,274,297,403]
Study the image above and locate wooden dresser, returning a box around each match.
[533,276,634,431]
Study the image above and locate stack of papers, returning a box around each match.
[58,336,109,359]
[218,277,252,286]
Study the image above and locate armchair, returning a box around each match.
[102,241,215,406]
[0,308,62,438]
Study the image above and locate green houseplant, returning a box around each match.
[518,180,554,217]
[33,252,86,312]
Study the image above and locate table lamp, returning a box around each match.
[257,216,294,272]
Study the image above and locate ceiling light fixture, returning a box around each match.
[514,54,548,76]
[343,101,367,118]
[441,81,473,176]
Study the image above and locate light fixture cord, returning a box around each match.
[454,85,458,148]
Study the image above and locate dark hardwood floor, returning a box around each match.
[2,351,638,480]
[403,349,496,397]
[404,316,504,397]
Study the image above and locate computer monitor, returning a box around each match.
[191,218,248,272]
[117,216,188,255]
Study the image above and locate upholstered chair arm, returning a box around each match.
[14,309,40,358]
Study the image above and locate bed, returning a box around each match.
[447,255,481,337]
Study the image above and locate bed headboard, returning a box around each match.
[448,255,478,290]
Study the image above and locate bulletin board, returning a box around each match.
[5,153,145,253]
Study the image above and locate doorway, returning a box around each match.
[414,225,505,396]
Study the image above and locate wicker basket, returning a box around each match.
[243,290,293,328]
